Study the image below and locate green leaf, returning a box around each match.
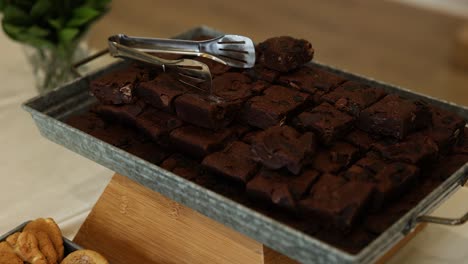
[30,0,52,18]
[66,7,101,27]
[2,5,32,25]
[26,25,50,37]
[0,1,6,12]
[20,36,54,48]
[47,18,63,30]
[58,27,79,45]
[85,0,111,9]
[2,23,26,39]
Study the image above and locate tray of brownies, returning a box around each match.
[22,26,468,264]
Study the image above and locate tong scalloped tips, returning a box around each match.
[107,34,256,93]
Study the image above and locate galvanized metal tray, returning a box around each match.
[0,221,83,255]
[23,26,468,264]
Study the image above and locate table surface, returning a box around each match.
[1,1,468,263]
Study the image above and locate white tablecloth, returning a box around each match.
[0,31,467,263]
[0,31,112,239]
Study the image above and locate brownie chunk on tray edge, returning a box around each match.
[358,94,432,140]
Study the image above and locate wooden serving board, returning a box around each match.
[74,174,426,264]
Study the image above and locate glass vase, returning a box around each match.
[23,42,89,94]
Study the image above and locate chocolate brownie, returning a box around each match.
[299,174,374,230]
[358,94,432,139]
[428,154,468,180]
[322,81,386,116]
[161,153,201,180]
[125,139,170,165]
[175,73,254,130]
[250,125,316,174]
[241,85,310,129]
[346,155,419,209]
[247,168,320,210]
[245,64,280,83]
[257,36,314,72]
[241,130,261,144]
[193,56,231,76]
[250,80,270,94]
[174,93,240,130]
[202,141,259,183]
[312,142,360,174]
[134,107,183,143]
[423,106,465,152]
[372,133,439,165]
[136,74,187,112]
[345,129,379,153]
[169,125,236,158]
[294,102,354,145]
[279,66,345,93]
[67,112,107,134]
[212,72,253,101]
[90,66,149,105]
[92,101,145,126]
[453,127,468,155]
[278,66,346,102]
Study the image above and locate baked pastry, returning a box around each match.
[60,249,108,264]
[24,218,64,261]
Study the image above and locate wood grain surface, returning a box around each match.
[74,174,297,264]
[86,0,468,105]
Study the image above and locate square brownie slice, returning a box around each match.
[294,102,354,145]
[245,64,280,83]
[212,72,253,100]
[247,168,320,210]
[278,66,346,100]
[358,94,432,139]
[169,125,237,158]
[423,106,466,152]
[372,133,439,165]
[312,142,360,174]
[299,173,374,230]
[134,107,183,143]
[345,129,379,153]
[345,155,419,209]
[250,125,316,174]
[90,66,149,105]
[136,74,187,112]
[174,93,241,130]
[242,85,310,129]
[194,56,231,75]
[322,81,386,117]
[174,72,253,130]
[92,101,146,126]
[161,153,201,181]
[125,139,170,165]
[202,141,259,183]
[427,154,468,180]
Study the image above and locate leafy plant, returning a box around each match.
[0,0,110,55]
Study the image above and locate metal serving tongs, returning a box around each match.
[108,34,256,93]
[110,34,256,68]
[108,35,212,93]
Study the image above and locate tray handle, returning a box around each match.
[416,210,468,225]
[72,48,110,76]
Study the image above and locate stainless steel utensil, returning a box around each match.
[109,34,256,68]
[108,36,212,93]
